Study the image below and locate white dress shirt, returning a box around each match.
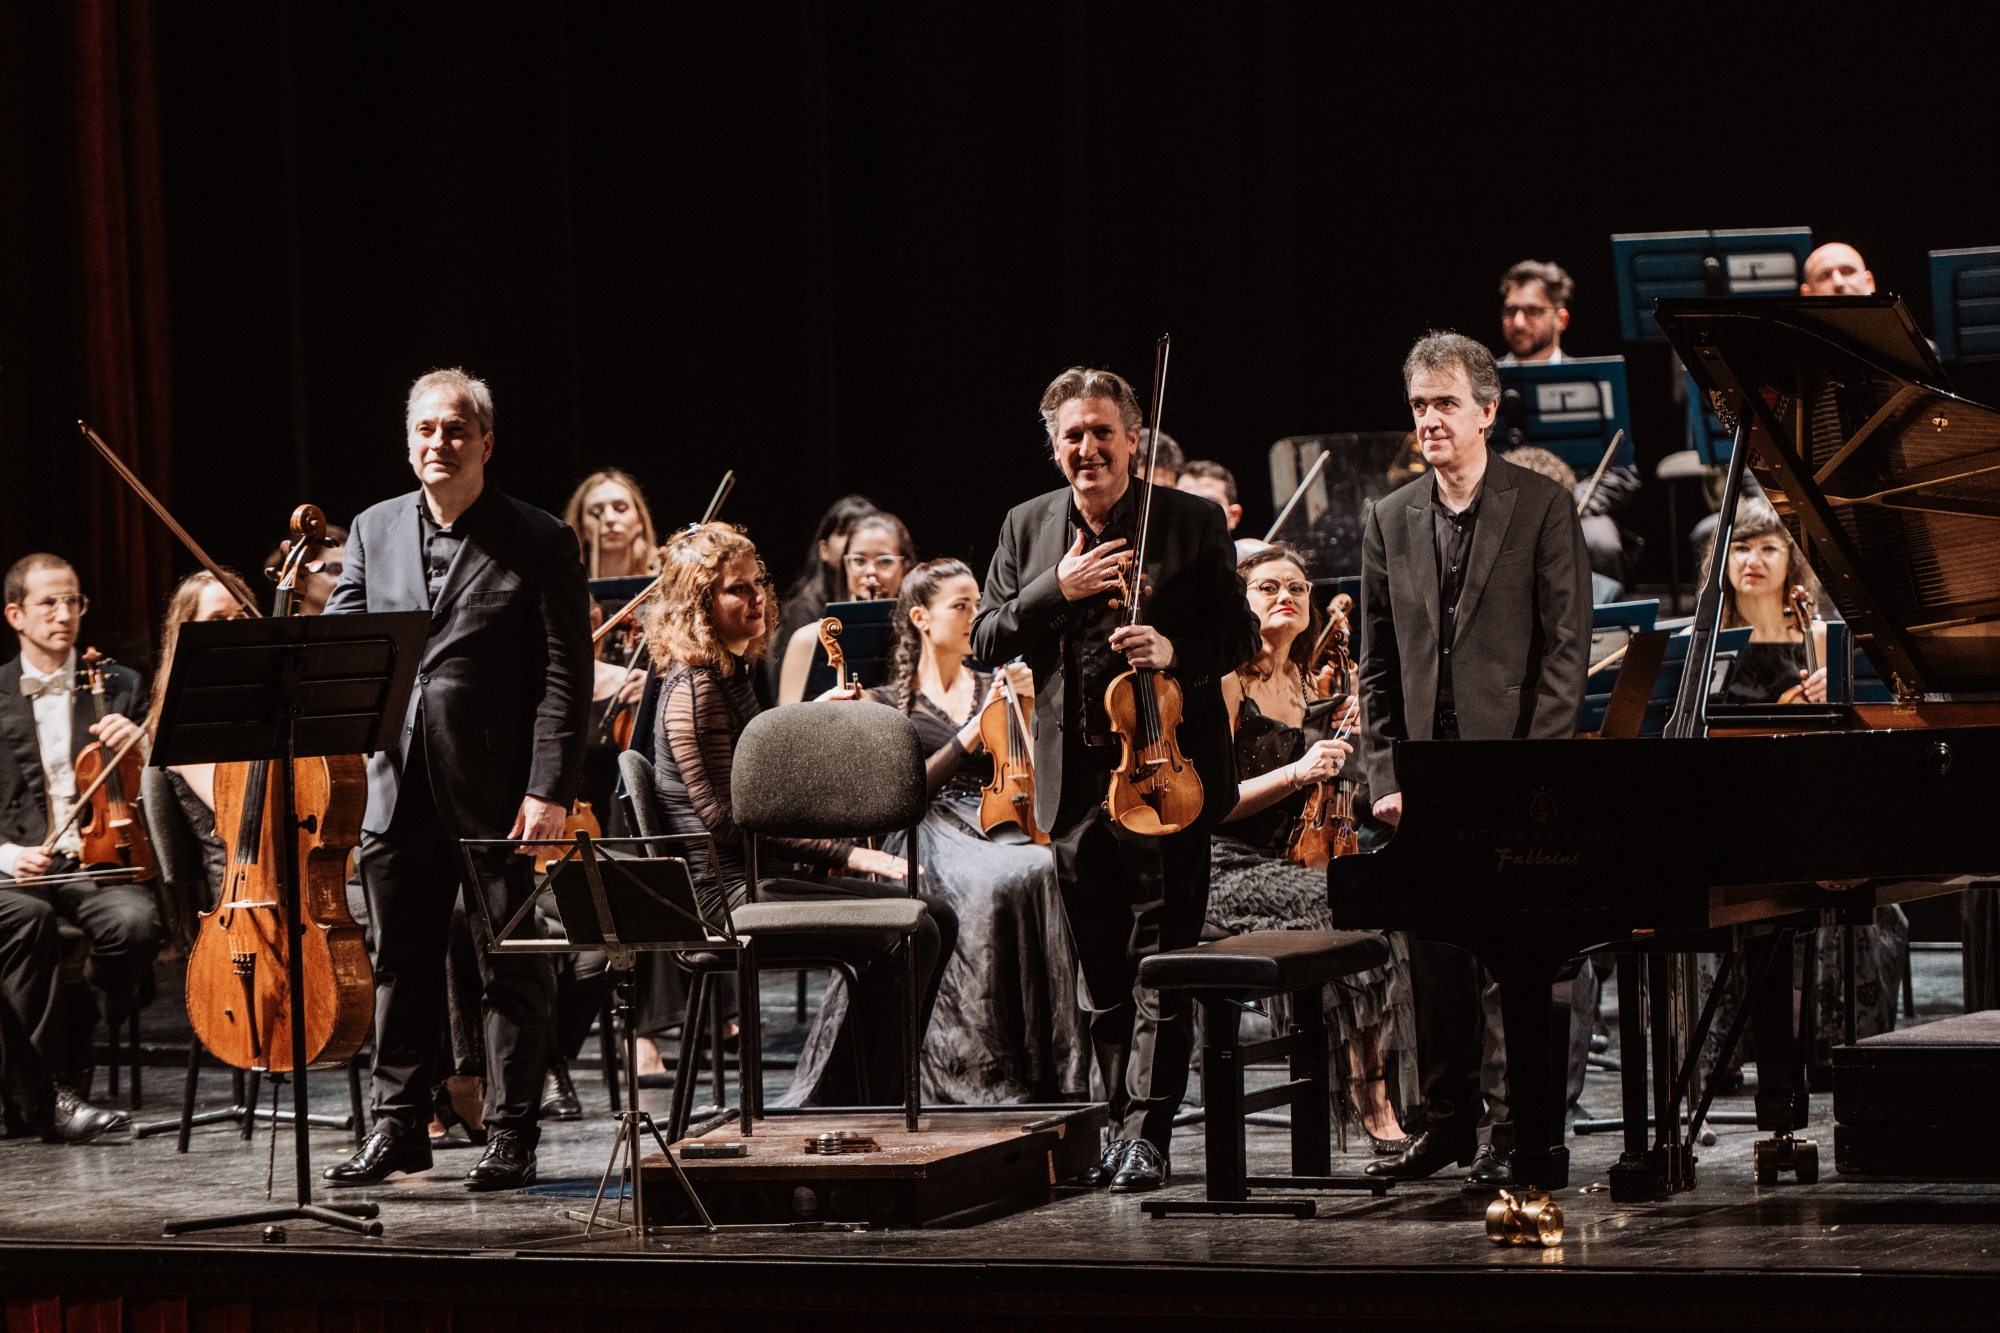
[0,649,81,875]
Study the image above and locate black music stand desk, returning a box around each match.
[154,610,428,1238]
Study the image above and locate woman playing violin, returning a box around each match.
[1209,544,1417,1151]
[1704,498,1828,705]
[839,558,1086,1103]
[564,468,661,579]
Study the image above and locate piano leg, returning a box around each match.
[1486,948,1572,1190]
[1749,926,1819,1185]
[1609,953,1662,1201]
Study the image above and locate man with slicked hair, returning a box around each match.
[973,366,1259,1194]
[1358,332,1591,1190]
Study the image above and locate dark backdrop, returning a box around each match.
[8,3,2000,663]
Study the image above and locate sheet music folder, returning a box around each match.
[150,612,430,766]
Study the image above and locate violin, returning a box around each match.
[1787,583,1820,676]
[71,647,158,882]
[184,505,372,1073]
[978,662,1047,845]
[1287,593,1361,871]
[1102,335,1204,836]
[818,617,849,692]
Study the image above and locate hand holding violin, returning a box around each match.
[1287,737,1351,789]
[89,712,141,754]
[1109,624,1175,669]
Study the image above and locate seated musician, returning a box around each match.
[776,510,915,704]
[0,554,163,1094]
[144,568,258,904]
[1210,543,1415,1151]
[0,898,121,1143]
[770,495,879,700]
[1800,243,1874,296]
[644,522,954,1107]
[1701,498,1829,705]
[564,467,661,579]
[1358,334,1592,1191]
[847,557,1086,1103]
[1175,461,1243,534]
[1495,260,1639,583]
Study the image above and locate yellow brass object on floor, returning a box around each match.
[1485,1187,1564,1247]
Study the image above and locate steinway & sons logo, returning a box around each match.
[1529,787,1558,823]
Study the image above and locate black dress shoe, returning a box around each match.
[43,1085,120,1144]
[325,1123,434,1184]
[1462,1142,1512,1193]
[1078,1138,1132,1188]
[1363,1129,1475,1180]
[541,1062,583,1122]
[465,1129,536,1191]
[1109,1139,1167,1194]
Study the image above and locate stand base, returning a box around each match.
[163,1202,381,1238]
[1610,1144,1697,1202]
[1243,1174,1393,1196]
[134,1107,350,1139]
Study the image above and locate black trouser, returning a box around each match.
[1052,782,1210,1154]
[10,871,160,1080]
[0,890,61,1129]
[358,751,554,1144]
[1412,938,1488,1150]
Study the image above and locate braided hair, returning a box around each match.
[887,557,976,714]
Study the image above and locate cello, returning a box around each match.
[71,648,158,883]
[183,506,373,1072]
[1102,334,1204,835]
[978,662,1047,845]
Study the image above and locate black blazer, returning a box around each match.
[971,483,1261,833]
[324,487,592,840]
[1358,452,1592,799]
[0,654,143,851]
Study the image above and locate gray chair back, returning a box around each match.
[141,765,209,952]
[732,701,925,839]
[618,748,667,846]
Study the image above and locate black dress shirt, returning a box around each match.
[1064,483,1141,749]
[1431,478,1482,722]
[415,486,494,607]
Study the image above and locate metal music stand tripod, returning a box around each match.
[155,610,428,1238]
[470,830,735,1240]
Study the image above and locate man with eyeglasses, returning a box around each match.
[973,367,1260,1195]
[0,553,159,1123]
[1357,333,1591,1192]
[1497,259,1639,586]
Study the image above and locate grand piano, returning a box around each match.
[1329,296,2000,1194]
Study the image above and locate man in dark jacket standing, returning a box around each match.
[322,368,590,1190]
[972,367,1259,1194]
[1358,332,1591,1188]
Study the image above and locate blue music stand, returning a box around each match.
[1494,356,1634,475]
[1928,247,2000,362]
[1611,228,1815,343]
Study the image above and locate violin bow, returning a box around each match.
[79,421,263,618]
[1266,449,1330,544]
[592,469,737,646]
[1575,429,1626,516]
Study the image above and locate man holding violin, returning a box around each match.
[972,367,1258,1195]
[321,369,591,1191]
[0,553,161,1100]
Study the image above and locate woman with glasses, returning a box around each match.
[1208,544,1417,1153]
[776,511,916,704]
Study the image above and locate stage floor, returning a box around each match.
[3,951,1996,1327]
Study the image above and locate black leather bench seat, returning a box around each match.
[1137,930,1389,997]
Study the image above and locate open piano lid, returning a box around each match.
[1659,295,2000,700]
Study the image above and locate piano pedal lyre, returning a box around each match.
[1752,1132,1819,1186]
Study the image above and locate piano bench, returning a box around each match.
[1136,930,1394,1220]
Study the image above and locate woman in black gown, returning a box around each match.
[838,558,1087,1103]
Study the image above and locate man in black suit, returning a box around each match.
[0,554,161,1097]
[972,367,1259,1194]
[322,369,591,1190]
[1358,332,1591,1188]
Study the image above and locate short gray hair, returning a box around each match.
[407,367,495,435]
[1039,366,1143,438]
[1403,332,1500,407]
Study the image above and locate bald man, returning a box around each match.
[1801,243,1875,296]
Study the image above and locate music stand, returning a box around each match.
[1929,246,2000,362]
[1610,227,1815,342]
[154,610,428,1239]
[467,830,736,1241]
[1493,356,1635,477]
[801,598,895,697]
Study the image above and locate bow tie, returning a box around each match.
[19,672,69,701]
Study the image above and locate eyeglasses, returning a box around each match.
[19,595,88,616]
[1502,304,1554,321]
[844,554,908,573]
[1248,579,1312,600]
